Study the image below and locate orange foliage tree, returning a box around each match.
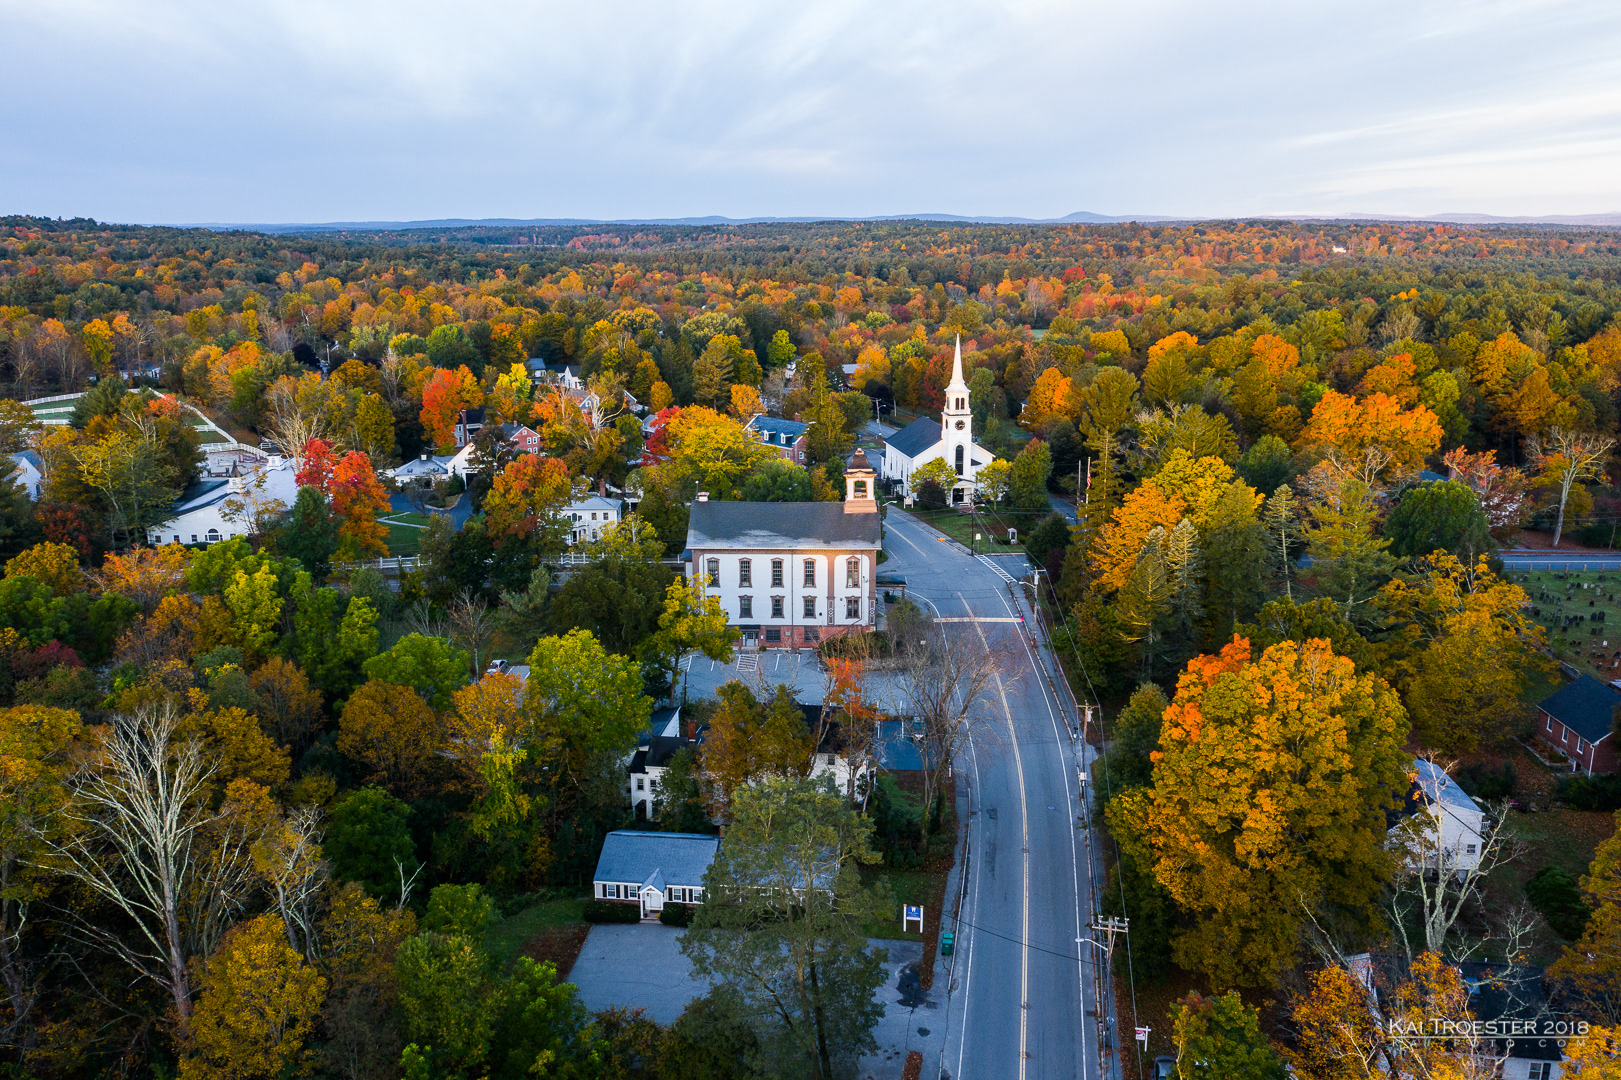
[418,366,483,453]
[1296,390,1442,481]
[483,455,572,550]
[329,452,389,559]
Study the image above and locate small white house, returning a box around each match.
[387,444,479,486]
[8,450,42,500]
[563,495,623,546]
[592,831,717,918]
[1389,759,1487,879]
[147,457,299,545]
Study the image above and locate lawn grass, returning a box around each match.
[1511,569,1621,681]
[1483,806,1616,966]
[386,521,424,556]
[485,894,589,968]
[900,506,1047,553]
[861,866,948,945]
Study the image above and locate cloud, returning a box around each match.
[1,0,1618,222]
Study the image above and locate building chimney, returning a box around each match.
[420,453,428,461]
[695,491,709,502]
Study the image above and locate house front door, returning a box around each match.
[640,887,662,918]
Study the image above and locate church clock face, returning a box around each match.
[954,420,965,430]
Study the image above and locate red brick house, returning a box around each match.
[1536,673,1621,775]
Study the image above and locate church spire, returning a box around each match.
[946,334,969,393]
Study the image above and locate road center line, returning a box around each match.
[962,591,1030,1080]
[996,584,1091,1080]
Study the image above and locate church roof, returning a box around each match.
[885,416,943,459]
[686,500,881,550]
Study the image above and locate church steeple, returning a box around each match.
[941,335,973,480]
[946,335,969,397]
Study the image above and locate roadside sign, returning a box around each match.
[1135,1027,1150,1046]
[902,905,924,932]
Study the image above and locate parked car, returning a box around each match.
[486,659,510,675]
[1152,1057,1176,1080]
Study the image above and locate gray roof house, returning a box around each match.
[592,831,717,916]
[684,499,883,552]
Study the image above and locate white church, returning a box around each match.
[881,337,994,504]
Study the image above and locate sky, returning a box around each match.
[3,0,1620,225]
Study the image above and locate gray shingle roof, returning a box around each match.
[686,500,881,550]
[593,831,717,888]
[747,415,808,444]
[885,416,942,459]
[1538,673,1620,744]
[1412,759,1480,814]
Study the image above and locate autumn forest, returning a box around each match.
[4,212,1621,1077]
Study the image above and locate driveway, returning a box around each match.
[570,923,711,1025]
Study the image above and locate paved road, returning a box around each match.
[1499,551,1621,570]
[882,509,1113,1080]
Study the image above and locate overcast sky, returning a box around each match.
[3,0,1619,225]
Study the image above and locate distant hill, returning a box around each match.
[165,209,1621,234]
[172,211,1183,233]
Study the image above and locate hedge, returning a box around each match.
[583,900,642,924]
[658,903,695,927]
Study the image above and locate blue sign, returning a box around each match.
[904,905,922,919]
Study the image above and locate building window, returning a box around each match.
[739,596,753,619]
[706,558,719,587]
[846,596,860,619]
[1530,1062,1553,1080]
[1546,716,1553,732]
[636,778,645,791]
[803,559,815,587]
[846,557,860,588]
[739,558,752,587]
[955,444,964,476]
[771,559,784,587]
[765,627,781,642]
[854,479,867,497]
[805,627,819,642]
[804,596,816,618]
[1577,737,1586,754]
[1466,844,1476,855]
[190,534,199,544]
[771,597,784,618]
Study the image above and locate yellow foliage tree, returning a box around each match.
[729,383,762,418]
[1145,636,1410,985]
[1376,554,1553,751]
[180,916,326,1080]
[4,541,83,596]
[337,680,443,799]
[96,543,190,613]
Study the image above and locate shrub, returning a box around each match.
[583,900,642,924]
[1526,865,1592,940]
[818,630,888,660]
[659,903,694,927]
[1557,773,1621,811]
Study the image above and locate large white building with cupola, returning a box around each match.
[683,451,882,650]
[881,336,994,504]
